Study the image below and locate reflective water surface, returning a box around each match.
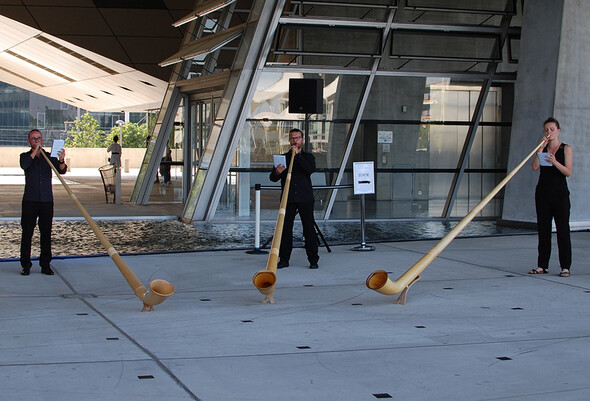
[0,219,535,259]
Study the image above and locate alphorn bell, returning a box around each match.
[40,151,174,311]
[252,150,297,303]
[366,138,548,304]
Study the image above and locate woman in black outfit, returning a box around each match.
[528,117,573,277]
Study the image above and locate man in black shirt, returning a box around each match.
[269,128,319,269]
[19,129,67,276]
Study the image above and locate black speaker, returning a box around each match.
[288,78,323,114]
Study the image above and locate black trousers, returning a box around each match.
[20,200,54,269]
[279,201,319,264]
[162,167,171,183]
[535,189,571,270]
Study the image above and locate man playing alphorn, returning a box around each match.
[270,128,319,269]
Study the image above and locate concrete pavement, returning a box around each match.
[0,168,184,220]
[2,232,590,400]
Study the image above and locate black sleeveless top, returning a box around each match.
[536,143,569,194]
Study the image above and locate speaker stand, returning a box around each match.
[314,220,331,253]
[304,113,310,152]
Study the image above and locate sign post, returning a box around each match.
[352,161,375,251]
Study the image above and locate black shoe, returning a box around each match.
[309,263,319,269]
[21,267,30,276]
[277,260,289,269]
[41,266,54,275]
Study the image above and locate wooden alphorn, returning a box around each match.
[366,138,547,304]
[40,150,174,311]
[252,150,297,303]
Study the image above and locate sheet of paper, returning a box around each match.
[51,139,65,158]
[537,152,552,166]
[273,154,286,168]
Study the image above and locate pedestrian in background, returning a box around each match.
[107,134,122,167]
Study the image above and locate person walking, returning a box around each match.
[160,145,172,186]
[270,128,319,269]
[528,117,573,277]
[19,129,67,276]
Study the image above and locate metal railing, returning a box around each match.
[248,183,355,253]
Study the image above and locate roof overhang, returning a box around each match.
[0,15,167,112]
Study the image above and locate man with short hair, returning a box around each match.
[270,128,319,269]
[19,129,67,276]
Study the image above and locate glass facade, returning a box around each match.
[2,0,521,224]
[0,81,148,146]
[204,72,510,221]
[0,82,78,145]
[159,0,521,222]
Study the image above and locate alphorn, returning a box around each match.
[366,138,547,304]
[252,150,297,303]
[40,150,174,311]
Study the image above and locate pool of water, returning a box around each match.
[0,219,535,260]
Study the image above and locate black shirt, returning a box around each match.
[20,149,67,202]
[537,143,569,195]
[269,150,316,203]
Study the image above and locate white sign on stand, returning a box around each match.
[353,161,375,195]
[351,161,375,251]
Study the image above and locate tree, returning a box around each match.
[65,111,152,148]
[65,112,107,148]
[107,122,149,148]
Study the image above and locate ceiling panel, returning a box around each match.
[163,0,197,9]
[98,9,182,37]
[92,0,168,9]
[10,40,113,81]
[38,34,135,73]
[27,6,111,35]
[0,5,41,28]
[119,36,187,64]
[2,2,188,82]
[0,52,69,86]
[0,1,231,111]
[60,35,133,66]
[134,63,171,81]
[0,14,40,50]
[21,0,94,5]
[0,65,42,89]
[0,14,167,111]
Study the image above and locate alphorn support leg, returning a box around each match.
[141,304,155,312]
[394,276,421,305]
[262,294,275,304]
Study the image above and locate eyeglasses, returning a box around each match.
[29,137,43,142]
[289,136,302,141]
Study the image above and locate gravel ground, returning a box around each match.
[0,219,535,260]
